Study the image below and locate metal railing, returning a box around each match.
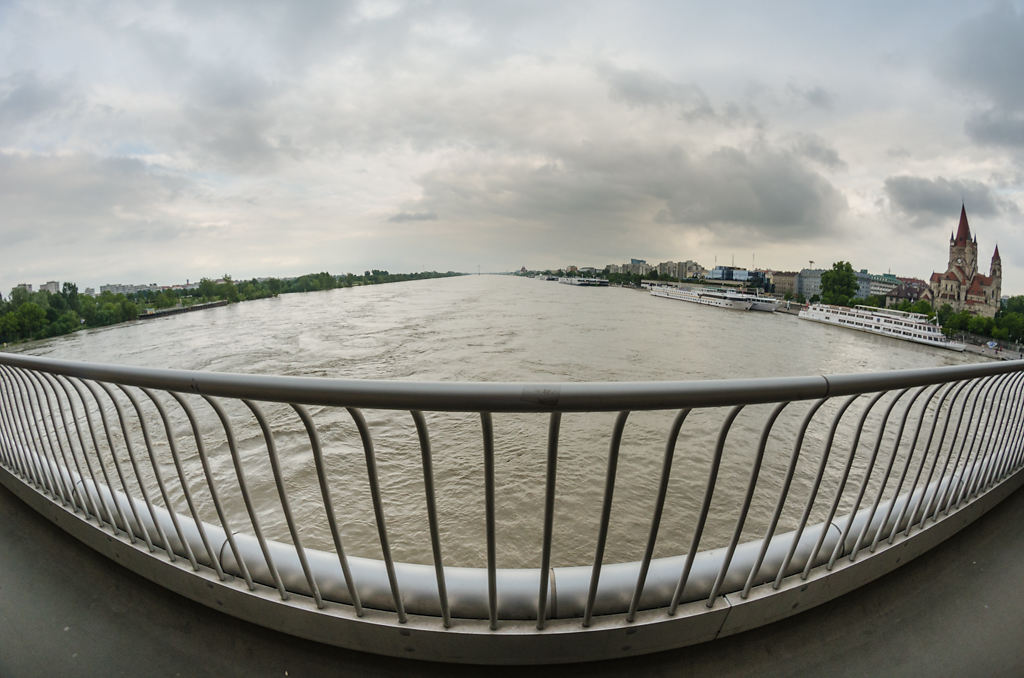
[1,352,1023,664]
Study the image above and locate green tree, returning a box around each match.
[820,261,858,306]
[909,300,934,317]
[61,282,80,312]
[16,302,46,338]
[198,277,218,299]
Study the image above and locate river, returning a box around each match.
[11,275,987,568]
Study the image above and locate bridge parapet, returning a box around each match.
[1,352,1022,663]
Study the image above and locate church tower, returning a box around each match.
[990,245,1002,301]
[948,204,978,282]
[926,204,1001,318]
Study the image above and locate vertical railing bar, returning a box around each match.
[94,380,171,554]
[202,394,287,598]
[916,379,973,523]
[963,373,1010,499]
[536,411,560,630]
[53,374,116,528]
[743,398,826,596]
[825,390,895,569]
[709,402,787,604]
[411,410,450,627]
[40,373,105,523]
[875,383,943,549]
[36,372,96,516]
[954,374,1008,508]
[816,391,887,573]
[167,392,236,584]
[583,410,629,627]
[628,408,690,620]
[980,372,1024,489]
[846,388,912,561]
[775,395,858,588]
[898,381,958,538]
[71,378,135,537]
[38,370,97,516]
[243,400,321,606]
[8,368,62,501]
[81,379,148,546]
[142,387,214,568]
[4,366,52,492]
[996,372,1024,478]
[996,372,1024,479]
[0,368,17,468]
[117,384,191,565]
[59,375,122,530]
[0,368,21,472]
[0,366,35,481]
[966,372,1012,495]
[294,403,362,615]
[12,367,64,501]
[938,376,994,517]
[983,372,1023,487]
[346,406,405,622]
[480,412,498,631]
[1010,373,1024,471]
[670,405,742,614]
[23,369,77,507]
[923,378,984,526]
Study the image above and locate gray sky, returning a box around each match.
[2,1,1023,294]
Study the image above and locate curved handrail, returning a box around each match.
[2,352,1023,664]
[1,351,1021,410]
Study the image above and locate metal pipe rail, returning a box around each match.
[1,352,1023,664]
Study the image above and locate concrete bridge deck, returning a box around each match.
[1,482,1022,677]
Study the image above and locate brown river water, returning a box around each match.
[12,275,986,568]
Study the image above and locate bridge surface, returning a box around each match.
[1,483,1021,677]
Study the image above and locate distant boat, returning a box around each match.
[559,277,610,287]
[649,285,753,310]
[798,304,966,351]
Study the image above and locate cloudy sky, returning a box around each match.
[1,1,1022,295]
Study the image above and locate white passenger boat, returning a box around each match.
[727,290,779,312]
[559,277,610,286]
[649,285,753,310]
[798,304,966,351]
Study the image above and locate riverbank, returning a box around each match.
[138,299,230,320]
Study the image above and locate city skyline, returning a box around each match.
[1,2,1022,296]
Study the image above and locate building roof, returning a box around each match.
[953,204,972,245]
[993,244,1001,261]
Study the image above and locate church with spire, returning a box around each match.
[923,205,1001,318]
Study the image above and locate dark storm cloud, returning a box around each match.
[601,65,715,121]
[965,109,1024,148]
[0,72,72,125]
[399,141,846,245]
[0,152,188,235]
[388,212,439,223]
[594,64,764,125]
[790,133,846,170]
[787,83,836,110]
[658,146,847,236]
[939,4,1024,149]
[884,176,1000,223]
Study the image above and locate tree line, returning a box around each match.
[0,270,461,345]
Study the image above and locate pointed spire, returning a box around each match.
[954,203,971,245]
[993,244,1001,261]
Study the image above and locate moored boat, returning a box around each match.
[649,285,753,310]
[798,304,965,351]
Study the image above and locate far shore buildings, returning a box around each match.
[923,206,1001,318]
